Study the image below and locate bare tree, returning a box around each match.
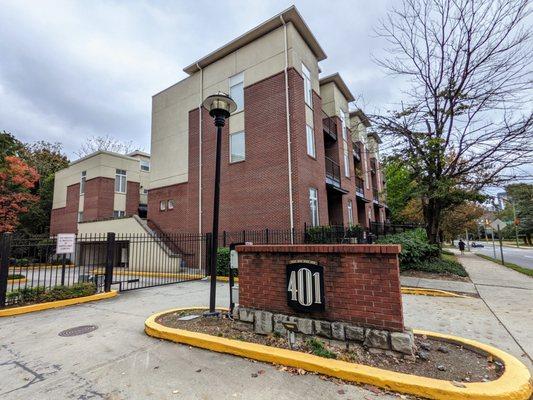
[372,0,533,243]
[76,135,142,158]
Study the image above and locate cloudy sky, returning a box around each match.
[0,0,402,158]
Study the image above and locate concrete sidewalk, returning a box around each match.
[452,251,533,366]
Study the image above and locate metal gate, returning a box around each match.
[0,232,209,308]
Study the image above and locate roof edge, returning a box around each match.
[319,73,355,102]
[183,6,327,75]
[349,109,371,127]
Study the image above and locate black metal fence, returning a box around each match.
[0,232,209,308]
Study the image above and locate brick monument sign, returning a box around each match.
[234,244,415,356]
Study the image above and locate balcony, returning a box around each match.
[372,187,379,202]
[322,111,337,142]
[353,141,362,161]
[370,158,377,174]
[355,177,365,196]
[325,156,341,187]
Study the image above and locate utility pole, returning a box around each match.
[497,225,505,265]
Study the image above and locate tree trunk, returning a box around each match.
[423,199,442,245]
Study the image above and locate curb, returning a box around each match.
[0,291,118,317]
[145,307,533,400]
[7,278,28,285]
[400,287,469,298]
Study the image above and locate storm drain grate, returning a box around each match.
[58,325,98,337]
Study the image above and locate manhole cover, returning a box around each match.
[58,325,98,337]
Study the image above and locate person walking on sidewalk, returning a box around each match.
[458,239,466,255]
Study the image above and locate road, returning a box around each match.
[470,243,533,269]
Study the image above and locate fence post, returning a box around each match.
[265,228,269,244]
[104,232,116,292]
[223,231,227,247]
[0,233,12,308]
[205,233,212,277]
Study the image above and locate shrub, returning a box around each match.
[6,283,96,305]
[7,274,25,280]
[306,226,333,244]
[377,228,439,266]
[216,247,232,276]
[306,337,337,359]
[404,257,468,277]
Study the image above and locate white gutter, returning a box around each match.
[197,63,203,235]
[280,15,295,241]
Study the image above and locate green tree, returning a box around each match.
[373,0,532,244]
[383,158,417,223]
[505,184,533,245]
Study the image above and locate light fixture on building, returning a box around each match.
[202,92,237,316]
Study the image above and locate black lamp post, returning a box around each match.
[202,92,237,315]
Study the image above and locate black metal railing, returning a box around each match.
[370,158,377,173]
[325,156,341,186]
[373,187,379,201]
[322,111,337,141]
[0,232,208,308]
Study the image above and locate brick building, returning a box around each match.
[148,6,387,235]
[50,150,150,234]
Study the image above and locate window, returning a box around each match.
[309,188,319,227]
[302,63,312,107]
[113,210,125,218]
[160,200,166,211]
[230,131,245,163]
[229,72,244,112]
[167,199,174,210]
[348,200,353,225]
[140,160,150,172]
[80,171,86,194]
[340,110,348,142]
[344,150,350,177]
[115,169,127,193]
[77,211,83,223]
[306,124,315,157]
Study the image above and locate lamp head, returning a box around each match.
[202,92,237,126]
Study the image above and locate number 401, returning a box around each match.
[287,268,322,306]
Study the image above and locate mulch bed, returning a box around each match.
[156,310,503,383]
[401,270,471,282]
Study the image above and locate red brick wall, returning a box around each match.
[237,244,404,331]
[289,70,329,228]
[84,177,114,221]
[50,183,80,234]
[126,181,140,216]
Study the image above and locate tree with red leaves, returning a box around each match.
[0,156,40,233]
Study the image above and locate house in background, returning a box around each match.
[50,150,150,234]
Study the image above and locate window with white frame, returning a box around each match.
[160,200,166,211]
[302,63,312,107]
[77,211,83,223]
[140,160,150,172]
[309,188,319,227]
[348,200,353,225]
[306,124,316,157]
[113,210,126,218]
[230,131,245,163]
[115,169,127,193]
[340,110,348,141]
[167,199,174,210]
[80,171,86,194]
[344,149,350,177]
[229,72,244,112]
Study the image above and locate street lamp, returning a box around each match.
[202,92,237,315]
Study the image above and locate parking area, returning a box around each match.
[0,276,531,399]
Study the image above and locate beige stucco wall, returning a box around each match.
[320,81,349,118]
[150,21,321,190]
[53,152,144,209]
[77,217,182,271]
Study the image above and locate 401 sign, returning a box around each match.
[286,262,325,312]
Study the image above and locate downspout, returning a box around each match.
[197,63,203,236]
[280,15,295,242]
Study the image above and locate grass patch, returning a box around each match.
[476,254,533,277]
[6,283,97,306]
[306,337,337,359]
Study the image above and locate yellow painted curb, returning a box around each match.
[400,287,468,298]
[145,308,533,400]
[0,291,118,317]
[7,278,27,285]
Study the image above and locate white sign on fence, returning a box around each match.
[56,233,76,254]
[491,219,507,231]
